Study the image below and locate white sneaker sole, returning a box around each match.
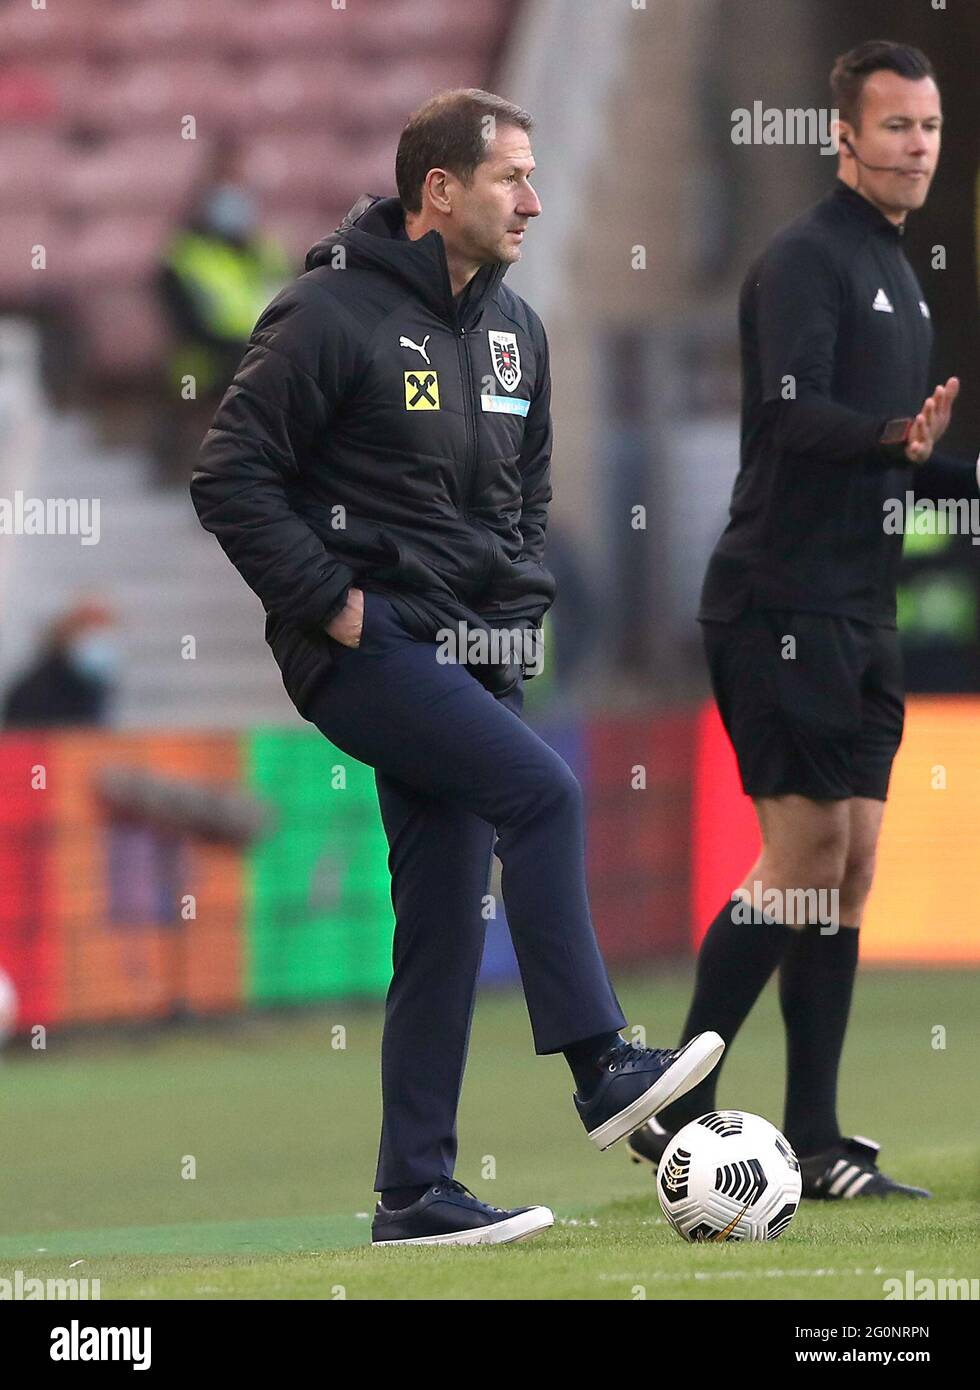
[587,1031,725,1151]
[372,1205,555,1247]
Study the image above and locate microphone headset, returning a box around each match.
[840,135,922,176]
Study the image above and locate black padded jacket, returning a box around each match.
[190,193,556,717]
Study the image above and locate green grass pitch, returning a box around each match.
[1,969,976,1300]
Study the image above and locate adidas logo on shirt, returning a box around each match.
[872,288,894,313]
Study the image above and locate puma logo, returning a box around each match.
[399,334,431,365]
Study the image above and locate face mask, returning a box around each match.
[203,185,257,239]
[67,633,119,682]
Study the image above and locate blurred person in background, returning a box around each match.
[629,40,974,1201]
[2,599,119,728]
[540,523,600,690]
[894,158,980,692]
[154,140,291,486]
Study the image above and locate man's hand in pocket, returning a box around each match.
[325,587,365,648]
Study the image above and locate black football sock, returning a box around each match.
[779,922,860,1157]
[381,1184,430,1210]
[656,898,795,1132]
[563,1030,624,1097]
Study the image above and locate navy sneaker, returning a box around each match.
[574,1032,724,1151]
[800,1136,932,1200]
[627,1114,673,1170]
[371,1179,555,1247]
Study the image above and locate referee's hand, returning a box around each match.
[325,587,365,647]
[905,377,960,464]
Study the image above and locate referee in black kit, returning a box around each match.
[191,90,722,1246]
[629,42,972,1199]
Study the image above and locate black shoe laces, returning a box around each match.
[431,1178,504,1214]
[603,1040,675,1072]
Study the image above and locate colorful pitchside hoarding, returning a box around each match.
[0,698,975,1034]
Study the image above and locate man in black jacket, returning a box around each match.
[191,89,722,1246]
[629,43,970,1203]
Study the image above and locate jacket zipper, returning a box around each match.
[457,327,477,506]
[457,326,495,587]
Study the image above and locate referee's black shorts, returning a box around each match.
[701,608,905,802]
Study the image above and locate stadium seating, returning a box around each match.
[0,0,517,384]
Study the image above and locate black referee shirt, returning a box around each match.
[700,179,934,627]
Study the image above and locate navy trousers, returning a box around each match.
[304,589,626,1189]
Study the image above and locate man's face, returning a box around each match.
[840,72,942,215]
[445,124,541,265]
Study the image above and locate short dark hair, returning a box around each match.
[830,40,937,129]
[395,88,534,214]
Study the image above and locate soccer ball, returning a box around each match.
[657,1110,802,1242]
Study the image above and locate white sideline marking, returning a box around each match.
[597,1266,888,1281]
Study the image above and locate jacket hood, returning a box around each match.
[304,194,510,329]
